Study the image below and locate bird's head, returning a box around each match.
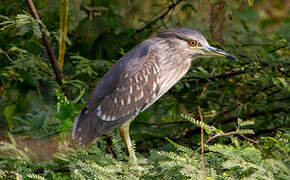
[156,28,237,61]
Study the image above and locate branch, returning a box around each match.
[210,70,246,80]
[137,0,184,33]
[198,106,205,175]
[240,134,259,144]
[191,131,258,157]
[26,0,69,98]
[134,121,191,126]
[191,131,234,156]
[183,70,246,84]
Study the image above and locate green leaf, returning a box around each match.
[238,119,255,127]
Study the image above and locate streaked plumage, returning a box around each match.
[72,28,236,160]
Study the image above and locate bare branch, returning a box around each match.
[137,0,184,33]
[191,131,259,157]
[191,131,235,156]
[198,106,205,175]
[240,134,259,144]
[26,0,69,99]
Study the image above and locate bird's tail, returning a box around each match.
[72,107,125,145]
[72,108,102,145]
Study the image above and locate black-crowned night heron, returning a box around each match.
[72,28,237,161]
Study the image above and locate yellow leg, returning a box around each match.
[119,119,137,162]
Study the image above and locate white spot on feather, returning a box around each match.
[146,67,150,74]
[144,75,148,82]
[121,99,124,105]
[153,67,157,75]
[153,63,160,73]
[129,86,133,94]
[78,128,82,132]
[114,97,117,104]
[97,105,102,116]
[135,76,139,83]
[101,114,106,120]
[146,98,149,103]
[152,81,157,91]
[139,90,144,100]
[127,96,131,104]
[79,137,82,142]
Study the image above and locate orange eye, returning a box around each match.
[189,40,198,47]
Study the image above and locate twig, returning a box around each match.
[191,131,235,156]
[240,134,259,144]
[196,68,216,175]
[137,0,184,33]
[210,70,245,80]
[26,0,69,99]
[134,121,191,126]
[198,106,205,176]
[0,48,15,64]
[183,70,246,84]
[191,131,259,156]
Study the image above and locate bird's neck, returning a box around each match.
[155,43,192,98]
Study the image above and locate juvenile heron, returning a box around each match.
[72,28,236,161]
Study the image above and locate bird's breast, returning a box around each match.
[157,58,191,98]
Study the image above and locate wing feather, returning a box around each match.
[72,39,161,145]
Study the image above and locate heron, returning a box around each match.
[72,28,237,161]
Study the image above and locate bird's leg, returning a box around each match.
[119,119,137,162]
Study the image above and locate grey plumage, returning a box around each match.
[72,28,236,148]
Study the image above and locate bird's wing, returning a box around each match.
[72,39,161,145]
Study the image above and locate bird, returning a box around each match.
[72,27,237,161]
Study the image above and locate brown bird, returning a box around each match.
[72,28,237,161]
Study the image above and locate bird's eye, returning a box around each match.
[189,40,198,47]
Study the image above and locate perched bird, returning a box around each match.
[72,28,237,161]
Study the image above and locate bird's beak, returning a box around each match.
[201,46,237,60]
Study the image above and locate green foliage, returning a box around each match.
[0,124,289,179]
[0,13,41,38]
[0,0,289,179]
[208,143,289,179]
